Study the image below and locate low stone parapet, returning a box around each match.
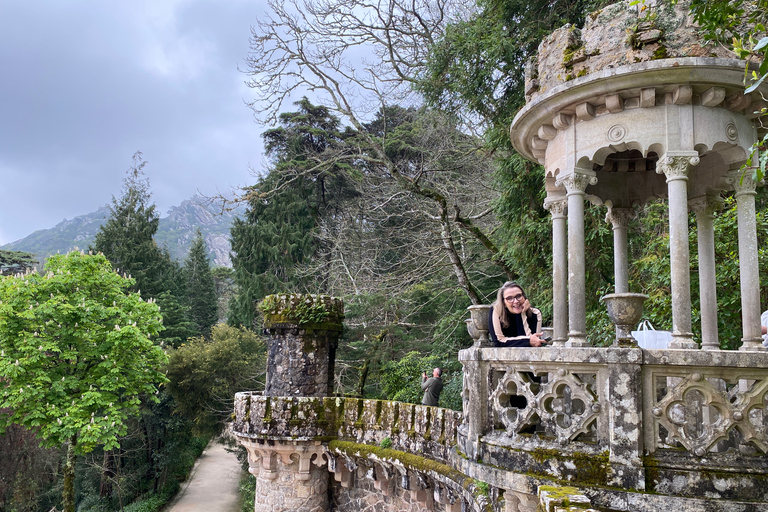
[234,393,462,465]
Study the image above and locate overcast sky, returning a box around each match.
[0,0,275,245]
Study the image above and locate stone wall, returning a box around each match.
[234,394,462,466]
[332,472,441,512]
[526,0,739,101]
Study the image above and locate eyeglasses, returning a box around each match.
[504,294,524,303]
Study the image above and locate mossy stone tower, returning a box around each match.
[261,293,344,397]
[242,294,344,512]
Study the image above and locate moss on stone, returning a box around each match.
[328,440,491,511]
[259,293,344,329]
[652,44,668,59]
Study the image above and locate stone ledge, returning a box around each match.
[233,394,463,466]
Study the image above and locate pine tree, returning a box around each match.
[184,229,218,336]
[228,98,353,327]
[91,152,192,345]
[92,152,179,297]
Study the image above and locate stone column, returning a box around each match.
[261,294,344,397]
[556,168,597,346]
[656,155,698,349]
[605,206,635,294]
[726,170,766,351]
[458,346,488,462]
[544,196,568,346]
[689,194,722,350]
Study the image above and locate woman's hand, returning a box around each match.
[522,298,531,316]
[530,333,545,347]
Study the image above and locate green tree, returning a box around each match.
[184,229,218,336]
[0,250,38,276]
[92,152,193,347]
[229,98,351,327]
[0,251,167,512]
[91,152,183,299]
[166,324,266,435]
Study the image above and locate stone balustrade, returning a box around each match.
[459,346,768,507]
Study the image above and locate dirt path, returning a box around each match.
[164,439,244,512]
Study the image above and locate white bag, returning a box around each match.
[631,320,672,349]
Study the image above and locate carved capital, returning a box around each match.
[604,207,635,229]
[726,169,760,197]
[556,169,597,195]
[656,155,699,182]
[544,198,568,218]
[688,194,723,217]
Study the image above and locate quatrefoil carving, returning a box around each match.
[492,369,599,443]
[654,375,768,455]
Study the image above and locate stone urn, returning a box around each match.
[467,304,492,347]
[601,293,648,346]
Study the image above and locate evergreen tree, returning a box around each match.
[91,152,193,346]
[91,152,181,298]
[184,229,218,336]
[229,99,353,327]
[0,250,38,275]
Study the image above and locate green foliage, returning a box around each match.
[379,351,462,409]
[380,437,393,449]
[238,473,256,512]
[184,230,219,336]
[166,324,266,435]
[419,0,613,133]
[0,251,168,453]
[0,249,38,275]
[91,153,194,348]
[258,294,333,325]
[92,153,180,299]
[154,291,197,349]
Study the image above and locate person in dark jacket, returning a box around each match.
[421,367,443,406]
[488,281,546,347]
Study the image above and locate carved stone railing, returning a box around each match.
[233,393,480,512]
[459,346,768,504]
[234,393,462,464]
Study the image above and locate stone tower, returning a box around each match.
[242,294,343,512]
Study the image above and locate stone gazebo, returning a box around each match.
[459,0,768,510]
[510,1,767,350]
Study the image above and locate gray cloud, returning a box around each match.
[0,0,268,244]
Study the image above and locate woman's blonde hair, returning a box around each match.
[493,281,526,328]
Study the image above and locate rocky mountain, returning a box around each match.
[2,197,246,268]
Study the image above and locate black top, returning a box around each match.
[488,306,540,347]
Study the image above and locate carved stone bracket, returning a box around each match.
[544,198,568,218]
[239,438,327,483]
[604,206,636,229]
[556,169,597,195]
[726,168,761,197]
[688,194,723,217]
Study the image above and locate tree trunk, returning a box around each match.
[356,359,370,398]
[62,436,77,512]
